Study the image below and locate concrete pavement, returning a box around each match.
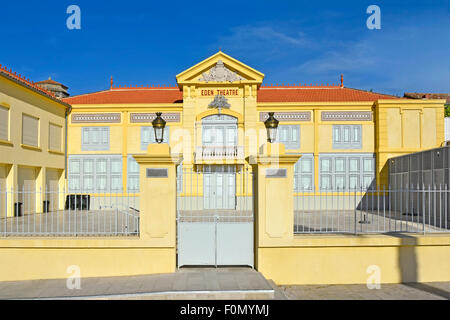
[0,268,448,300]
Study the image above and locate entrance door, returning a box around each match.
[204,166,236,210]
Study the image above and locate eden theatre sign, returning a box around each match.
[200,88,240,97]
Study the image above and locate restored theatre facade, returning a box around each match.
[64,51,445,200]
[1,52,449,283]
[62,52,446,268]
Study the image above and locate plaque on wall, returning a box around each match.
[146,168,169,178]
[266,168,287,178]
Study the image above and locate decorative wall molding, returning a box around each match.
[199,60,245,82]
[321,111,373,121]
[130,113,181,123]
[208,95,231,114]
[260,112,311,122]
[71,113,121,123]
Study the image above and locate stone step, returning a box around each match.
[2,268,276,300]
[50,289,274,300]
[266,279,289,300]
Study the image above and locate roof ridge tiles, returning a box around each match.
[260,83,341,89]
[111,84,179,90]
[0,63,57,98]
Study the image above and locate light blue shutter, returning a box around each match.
[127,156,140,192]
[82,127,110,151]
[204,174,211,209]
[278,125,300,149]
[110,159,122,192]
[83,160,94,191]
[82,128,90,149]
[333,125,362,149]
[141,127,169,150]
[334,126,341,143]
[68,159,81,192]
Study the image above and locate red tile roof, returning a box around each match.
[63,84,400,105]
[258,85,400,103]
[0,64,70,107]
[404,92,450,104]
[63,86,183,104]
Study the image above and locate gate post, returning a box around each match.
[247,143,301,267]
[134,144,182,245]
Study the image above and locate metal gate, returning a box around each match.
[177,165,254,267]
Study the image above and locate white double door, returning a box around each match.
[203,166,236,210]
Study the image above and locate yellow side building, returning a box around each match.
[0,66,70,217]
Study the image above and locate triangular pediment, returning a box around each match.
[176,51,264,86]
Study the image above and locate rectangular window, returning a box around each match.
[0,106,9,141]
[319,154,375,191]
[294,154,314,191]
[49,123,62,152]
[22,114,39,147]
[81,127,110,151]
[68,155,122,193]
[141,126,170,150]
[332,125,362,149]
[127,156,140,192]
[277,125,300,149]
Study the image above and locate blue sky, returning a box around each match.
[0,0,448,96]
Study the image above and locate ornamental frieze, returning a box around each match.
[71,113,121,123]
[130,113,181,123]
[199,60,245,82]
[260,112,311,122]
[321,111,372,121]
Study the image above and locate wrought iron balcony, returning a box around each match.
[195,146,245,162]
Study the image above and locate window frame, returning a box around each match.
[81,127,110,151]
[277,125,300,150]
[319,154,376,191]
[22,113,40,148]
[48,122,63,152]
[0,104,10,142]
[68,155,123,193]
[294,154,314,192]
[332,125,362,150]
[141,126,170,150]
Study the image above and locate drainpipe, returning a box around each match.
[65,106,72,180]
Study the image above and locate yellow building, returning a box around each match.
[63,51,445,196]
[0,65,71,217]
[0,52,447,284]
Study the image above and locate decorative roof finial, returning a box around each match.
[110,76,113,89]
[340,74,344,88]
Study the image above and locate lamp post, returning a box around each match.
[264,112,279,143]
[152,112,166,144]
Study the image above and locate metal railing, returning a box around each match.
[0,187,140,237]
[177,166,253,221]
[294,185,449,234]
[194,146,245,161]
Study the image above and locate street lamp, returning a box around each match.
[264,112,279,143]
[152,112,166,144]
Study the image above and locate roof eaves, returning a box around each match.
[0,69,71,109]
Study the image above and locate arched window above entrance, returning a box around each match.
[202,114,238,124]
[202,114,238,147]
